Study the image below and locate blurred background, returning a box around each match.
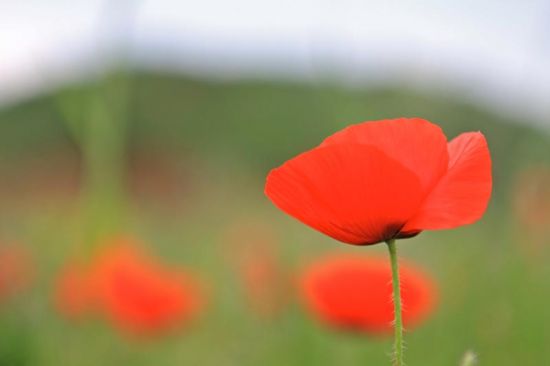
[1,1,550,365]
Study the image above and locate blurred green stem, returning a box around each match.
[57,72,131,248]
[386,238,403,366]
[82,90,127,203]
[80,75,130,245]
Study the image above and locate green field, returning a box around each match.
[0,71,549,365]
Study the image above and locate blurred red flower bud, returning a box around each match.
[513,165,550,231]
[512,164,550,259]
[223,220,290,319]
[0,244,33,302]
[54,261,94,320]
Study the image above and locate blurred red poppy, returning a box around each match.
[299,254,437,334]
[53,237,205,337]
[511,164,550,258]
[0,244,32,302]
[265,118,492,245]
[239,248,286,318]
[92,239,205,337]
[223,220,290,319]
[54,261,95,320]
[512,164,550,231]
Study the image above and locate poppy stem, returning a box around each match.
[386,238,404,366]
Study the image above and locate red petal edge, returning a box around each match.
[321,118,449,193]
[403,132,492,231]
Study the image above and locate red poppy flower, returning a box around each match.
[92,241,204,337]
[54,261,95,320]
[299,254,437,334]
[265,118,492,245]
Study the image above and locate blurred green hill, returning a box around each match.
[0,71,548,202]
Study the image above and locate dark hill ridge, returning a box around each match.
[0,71,548,203]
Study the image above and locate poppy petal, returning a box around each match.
[265,144,424,245]
[403,132,492,231]
[321,118,449,192]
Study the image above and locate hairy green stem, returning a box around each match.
[386,238,403,366]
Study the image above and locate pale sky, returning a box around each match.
[1,0,549,124]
